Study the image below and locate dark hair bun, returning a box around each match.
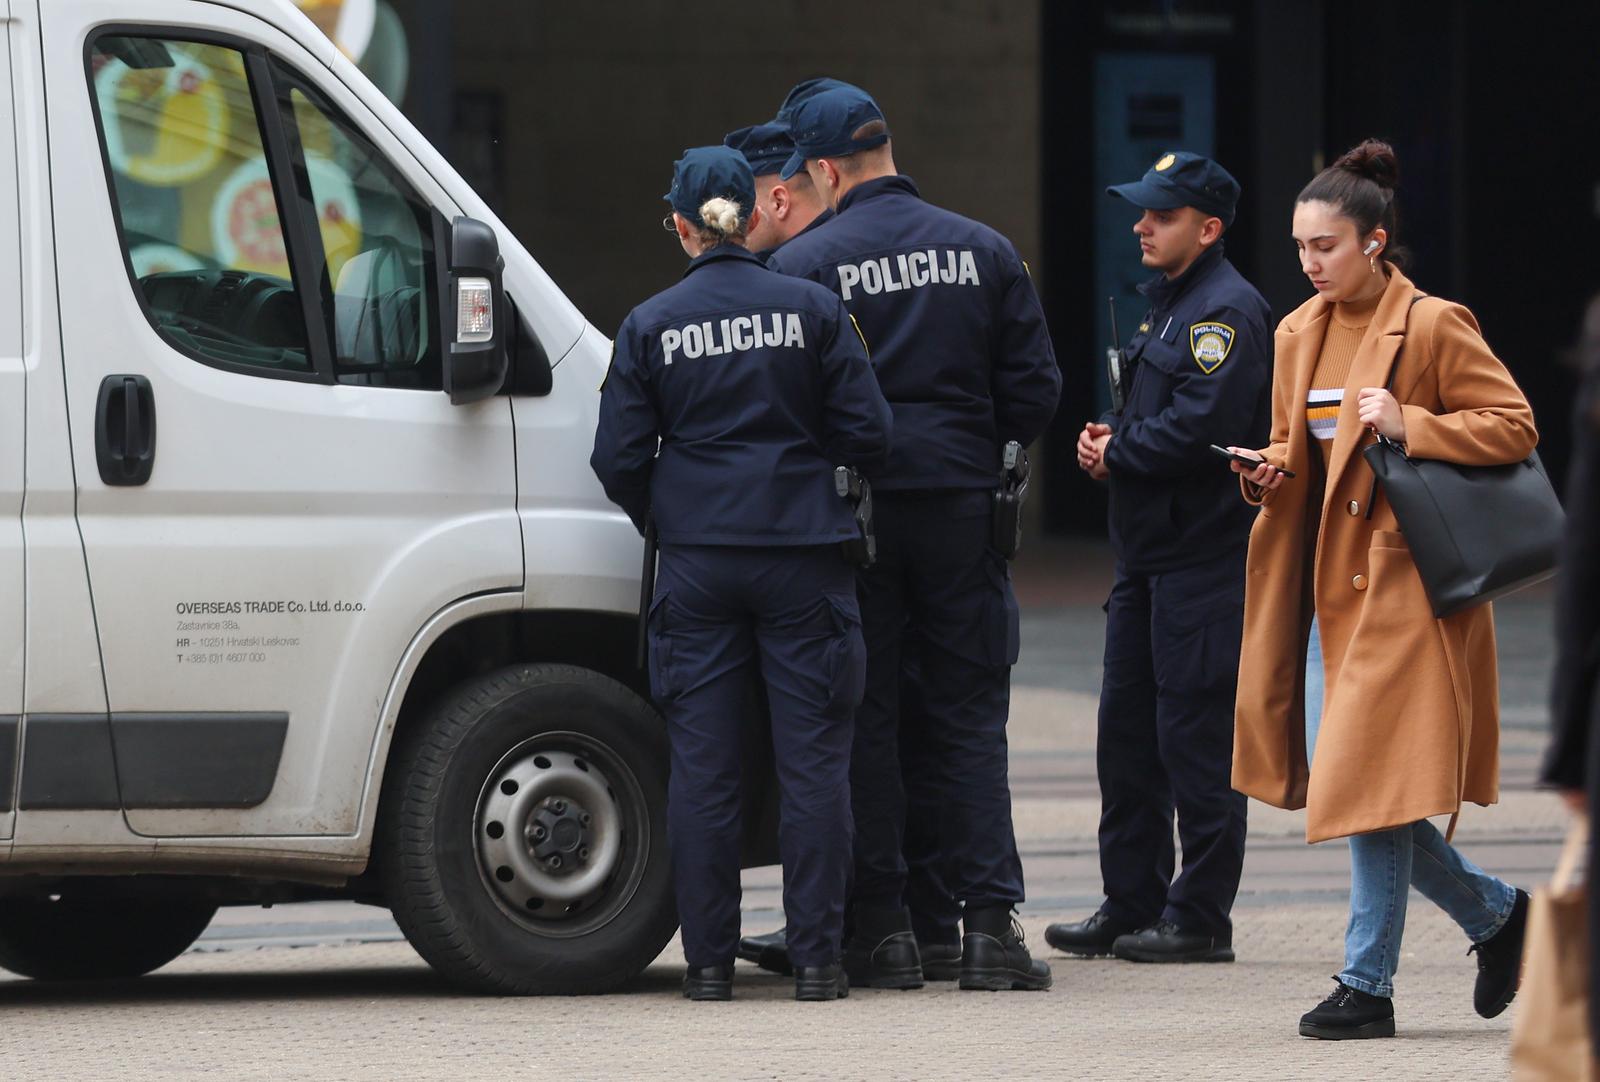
[1333,139,1400,191]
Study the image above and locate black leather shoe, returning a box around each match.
[918,940,962,982]
[1111,919,1234,963]
[1298,979,1396,1039]
[682,964,733,1001]
[736,928,793,976]
[843,930,925,989]
[1470,887,1530,1018]
[795,963,849,1001]
[1044,909,1139,957]
[959,908,1052,991]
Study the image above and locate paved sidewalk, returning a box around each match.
[0,541,1567,1080]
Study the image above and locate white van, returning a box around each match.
[0,0,724,994]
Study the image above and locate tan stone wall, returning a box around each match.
[443,1,1043,336]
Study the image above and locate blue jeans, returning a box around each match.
[1305,617,1516,998]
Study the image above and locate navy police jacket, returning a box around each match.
[767,176,1061,490]
[1101,243,1271,572]
[591,244,892,546]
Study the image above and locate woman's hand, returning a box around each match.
[1356,387,1407,443]
[1228,446,1285,491]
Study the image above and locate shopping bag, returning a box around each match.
[1512,817,1595,1081]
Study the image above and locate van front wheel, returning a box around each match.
[380,663,676,994]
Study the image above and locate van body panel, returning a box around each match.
[39,0,523,839]
[0,7,23,840]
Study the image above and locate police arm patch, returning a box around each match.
[1189,321,1235,374]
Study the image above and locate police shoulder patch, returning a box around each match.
[1189,321,1235,374]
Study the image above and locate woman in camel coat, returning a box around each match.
[1227,140,1538,1040]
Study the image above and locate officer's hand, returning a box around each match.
[1088,433,1111,480]
[1227,446,1284,491]
[1356,388,1407,443]
[1076,422,1111,471]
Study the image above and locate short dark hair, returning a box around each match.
[1298,139,1409,270]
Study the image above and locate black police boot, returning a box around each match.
[959,906,1052,991]
[1043,908,1139,957]
[735,928,793,976]
[1470,887,1530,1018]
[795,963,849,1002]
[843,907,924,989]
[917,940,963,982]
[682,964,733,1002]
[1298,979,1396,1039]
[1111,919,1235,963]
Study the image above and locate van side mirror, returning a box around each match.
[444,216,508,405]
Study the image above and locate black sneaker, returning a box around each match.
[1044,909,1139,957]
[843,930,925,989]
[736,928,793,976]
[1469,887,1530,1018]
[1298,979,1395,1039]
[795,963,849,1002]
[683,964,733,1002]
[1111,919,1234,963]
[959,907,1052,992]
[918,940,962,981]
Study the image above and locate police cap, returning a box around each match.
[780,86,890,180]
[775,77,857,126]
[723,122,793,177]
[1107,151,1240,228]
[664,146,756,227]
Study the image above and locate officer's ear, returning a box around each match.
[1198,214,1225,249]
[770,183,791,220]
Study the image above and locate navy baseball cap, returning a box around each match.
[664,146,756,226]
[775,77,857,126]
[1107,151,1240,228]
[780,86,890,180]
[723,122,793,177]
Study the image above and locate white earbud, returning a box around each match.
[1362,239,1380,255]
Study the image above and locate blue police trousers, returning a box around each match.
[648,543,864,969]
[1096,548,1249,934]
[853,489,1025,916]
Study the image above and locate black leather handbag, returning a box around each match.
[1362,299,1564,618]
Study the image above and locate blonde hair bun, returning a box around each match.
[698,197,744,235]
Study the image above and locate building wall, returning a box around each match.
[417,1,1045,339]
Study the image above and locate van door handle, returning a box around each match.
[95,375,157,486]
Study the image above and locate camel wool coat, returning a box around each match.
[1230,267,1538,843]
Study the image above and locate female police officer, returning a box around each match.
[591,146,892,1002]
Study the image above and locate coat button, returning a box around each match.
[1348,500,1360,516]
[1352,574,1368,591]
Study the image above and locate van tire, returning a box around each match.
[380,663,676,995]
[0,898,216,980]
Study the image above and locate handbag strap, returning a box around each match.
[1363,293,1428,521]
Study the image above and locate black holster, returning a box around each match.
[834,466,876,568]
[991,441,1030,560]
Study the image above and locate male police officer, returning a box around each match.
[734,80,966,984]
[768,86,1061,991]
[592,146,892,1000]
[1045,152,1269,964]
[722,122,827,262]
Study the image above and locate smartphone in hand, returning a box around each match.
[1209,444,1296,479]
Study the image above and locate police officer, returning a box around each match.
[767,86,1062,991]
[735,80,963,985]
[722,122,827,262]
[1044,152,1270,963]
[590,146,892,1002]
